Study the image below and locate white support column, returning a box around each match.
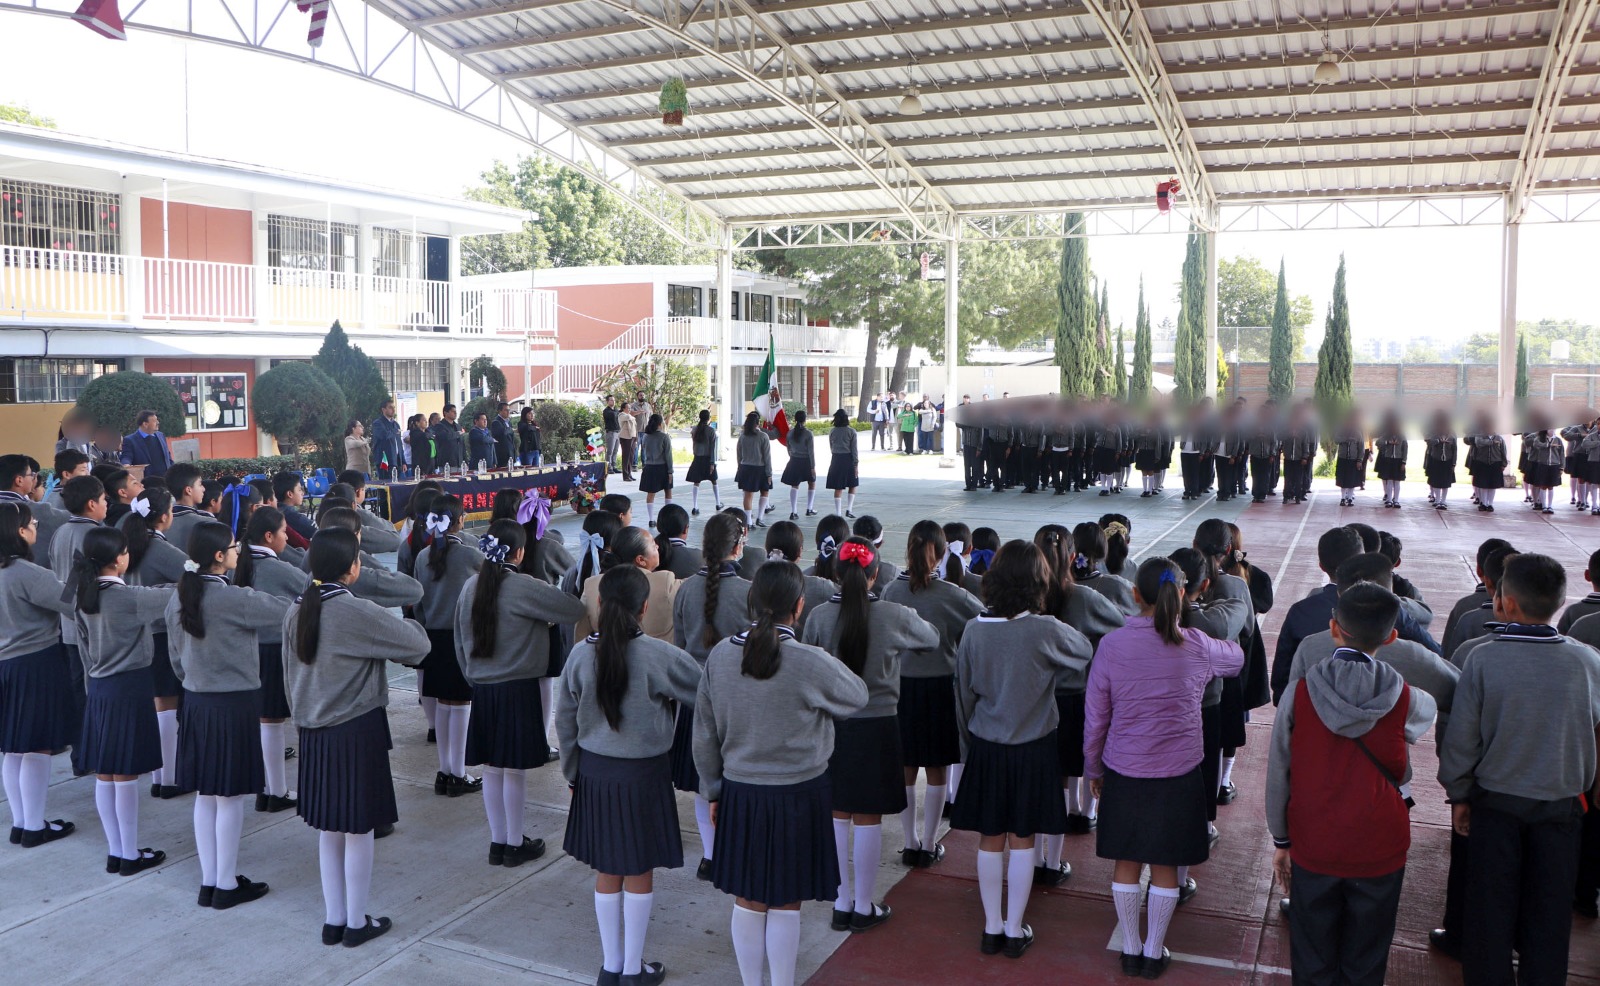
[941,225,960,467]
[1204,228,1219,399]
[358,222,377,330]
[251,204,270,326]
[254,356,274,455]
[120,178,144,323]
[717,225,735,460]
[1498,214,1520,432]
[447,233,462,332]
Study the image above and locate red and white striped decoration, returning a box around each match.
[72,0,126,40]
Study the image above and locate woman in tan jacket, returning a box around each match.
[616,410,639,483]
[576,526,679,641]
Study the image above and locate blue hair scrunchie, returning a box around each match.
[1158,568,1180,586]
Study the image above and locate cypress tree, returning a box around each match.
[1313,254,1354,453]
[1267,259,1295,403]
[1096,281,1112,396]
[1515,333,1529,405]
[1115,323,1128,401]
[1055,215,1095,397]
[1130,277,1152,403]
[1175,229,1208,404]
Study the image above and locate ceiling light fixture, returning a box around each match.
[899,87,925,115]
[1312,32,1340,85]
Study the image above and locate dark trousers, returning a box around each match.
[1236,455,1250,493]
[1286,458,1313,499]
[1050,450,1071,492]
[1441,828,1469,940]
[1214,457,1238,500]
[1269,456,1282,491]
[984,443,1008,491]
[1462,793,1584,986]
[899,430,915,453]
[962,445,982,490]
[618,438,636,480]
[1288,863,1405,986]
[1576,800,1600,911]
[64,643,86,776]
[1251,456,1276,499]
[1014,447,1038,490]
[1181,452,1203,496]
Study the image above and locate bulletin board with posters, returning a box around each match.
[158,373,250,433]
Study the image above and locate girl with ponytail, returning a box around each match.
[556,565,702,984]
[951,541,1092,959]
[804,514,851,583]
[691,560,869,986]
[1083,556,1244,979]
[242,505,313,814]
[803,535,939,930]
[73,525,177,877]
[761,520,835,632]
[576,526,679,643]
[668,511,750,877]
[653,503,701,580]
[397,487,440,578]
[0,501,80,848]
[1189,518,1259,808]
[412,494,484,797]
[283,527,430,948]
[164,520,290,910]
[1072,521,1136,616]
[120,487,188,798]
[1098,513,1132,576]
[881,520,982,870]
[941,521,985,596]
[685,408,723,515]
[457,519,586,868]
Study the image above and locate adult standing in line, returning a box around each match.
[343,420,372,477]
[491,403,517,470]
[956,397,983,492]
[868,393,890,452]
[119,410,173,481]
[370,399,404,480]
[628,393,653,472]
[617,410,639,484]
[431,405,465,471]
[517,408,542,467]
[468,413,498,471]
[603,397,622,472]
[407,415,434,478]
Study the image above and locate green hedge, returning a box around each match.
[194,456,299,478]
[804,419,872,435]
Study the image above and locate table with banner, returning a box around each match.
[374,461,607,524]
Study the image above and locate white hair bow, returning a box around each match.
[945,541,966,576]
[425,512,451,535]
[579,530,606,572]
[182,560,200,573]
[767,548,787,562]
[130,496,152,518]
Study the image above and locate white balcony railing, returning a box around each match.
[459,285,558,336]
[0,245,127,320]
[143,257,254,322]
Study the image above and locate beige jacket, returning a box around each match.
[618,414,639,440]
[576,567,679,641]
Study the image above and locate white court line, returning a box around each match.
[1129,498,1212,564]
[1102,928,1294,978]
[1274,491,1321,587]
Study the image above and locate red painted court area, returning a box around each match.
[810,485,1600,985]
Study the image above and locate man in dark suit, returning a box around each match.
[430,404,465,469]
[119,409,172,480]
[468,412,498,471]
[489,402,516,469]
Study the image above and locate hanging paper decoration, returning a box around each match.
[295,0,329,47]
[72,0,126,40]
[1156,179,1181,213]
[659,77,689,126]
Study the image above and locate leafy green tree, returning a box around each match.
[1515,334,1529,405]
[1055,216,1096,397]
[253,362,348,465]
[1314,255,1354,453]
[957,240,1059,348]
[1217,342,1230,396]
[75,372,186,438]
[1267,259,1296,403]
[1217,254,1315,359]
[1114,324,1128,401]
[468,355,508,400]
[0,103,55,128]
[313,321,390,425]
[1130,277,1153,403]
[1174,230,1208,404]
[592,355,708,428]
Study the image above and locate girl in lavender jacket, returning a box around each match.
[1084,556,1244,980]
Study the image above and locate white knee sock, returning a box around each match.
[899,789,918,850]
[757,495,769,518]
[95,779,119,856]
[852,824,881,914]
[646,501,656,524]
[1004,847,1034,937]
[539,678,556,744]
[694,794,715,860]
[622,891,653,976]
[730,905,767,986]
[1065,778,1081,815]
[18,752,49,830]
[765,908,801,986]
[319,831,346,925]
[595,890,623,974]
[448,704,471,777]
[1112,882,1144,955]
[1177,865,1189,886]
[976,849,1004,935]
[1145,884,1180,959]
[1043,833,1064,870]
[114,779,139,860]
[846,492,856,512]
[806,488,817,511]
[481,766,506,844]
[157,709,179,787]
[1,753,21,828]
[420,693,437,732]
[713,484,724,509]
[343,832,375,929]
[433,701,453,775]
[921,784,945,852]
[745,507,756,528]
[947,763,962,801]
[194,795,219,887]
[831,817,853,911]
[1220,757,1235,788]
[215,795,245,890]
[503,769,526,844]
[788,488,799,515]
[260,722,287,798]
[691,485,700,511]
[833,495,843,515]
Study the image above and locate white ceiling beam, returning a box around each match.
[1149,2,1562,44]
[1165,36,1550,76]
[1507,0,1600,221]
[415,0,873,29]
[1079,0,1218,225]
[1177,68,1555,103]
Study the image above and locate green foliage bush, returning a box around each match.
[193,456,298,478]
[75,372,186,437]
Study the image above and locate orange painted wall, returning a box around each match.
[143,358,259,459]
[138,199,253,263]
[552,283,652,349]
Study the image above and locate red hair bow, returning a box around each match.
[839,542,876,567]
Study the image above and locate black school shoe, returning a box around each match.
[1002,924,1034,959]
[198,885,215,908]
[695,858,712,881]
[8,826,20,845]
[119,848,166,876]
[1141,947,1171,979]
[211,875,270,910]
[1177,877,1198,906]
[1428,929,1461,959]
[256,793,298,813]
[322,924,346,946]
[150,783,183,800]
[1035,861,1072,887]
[620,962,666,986]
[502,836,546,867]
[434,771,449,795]
[342,915,393,948]
[446,774,483,797]
[980,930,1005,955]
[1121,953,1145,977]
[426,729,436,744]
[831,909,853,931]
[488,842,507,866]
[850,903,891,933]
[105,854,121,874]
[1215,782,1237,806]
[899,847,920,867]
[917,844,945,867]
[19,820,74,848]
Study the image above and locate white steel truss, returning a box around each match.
[1507,0,1600,223]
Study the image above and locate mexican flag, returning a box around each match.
[751,332,789,446]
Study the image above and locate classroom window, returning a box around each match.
[0,358,123,404]
[372,227,423,280]
[667,284,702,318]
[0,179,122,267]
[267,215,358,283]
[776,297,803,325]
[747,293,773,323]
[841,368,858,398]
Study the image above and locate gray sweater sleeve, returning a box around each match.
[354,553,425,609]
[1437,656,1485,802]
[358,511,402,554]
[1265,684,1297,845]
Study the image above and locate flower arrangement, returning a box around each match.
[569,475,603,512]
[659,77,689,126]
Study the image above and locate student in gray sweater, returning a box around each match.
[454,520,586,866]
[1444,545,1517,665]
[1558,547,1600,634]
[638,414,675,528]
[281,527,430,949]
[164,521,290,909]
[239,506,313,811]
[780,411,818,519]
[0,500,79,847]
[685,410,723,516]
[118,488,189,796]
[848,515,901,585]
[70,526,176,876]
[653,504,703,581]
[880,521,983,867]
[762,520,836,633]
[826,411,861,517]
[1437,554,1600,984]
[1441,537,1511,648]
[333,472,402,555]
[952,540,1092,959]
[1072,521,1137,616]
[556,566,702,985]
[801,536,939,931]
[163,463,212,553]
[734,412,773,530]
[691,561,868,986]
[308,507,424,610]
[413,495,485,795]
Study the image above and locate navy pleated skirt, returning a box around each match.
[824,458,857,491]
[710,774,837,907]
[81,667,162,777]
[1375,457,1406,481]
[897,675,961,769]
[297,706,398,835]
[258,643,291,720]
[177,689,264,797]
[1470,464,1506,489]
[1219,675,1247,749]
[780,457,814,487]
[466,676,550,770]
[669,704,699,794]
[685,455,717,484]
[1096,764,1211,868]
[828,715,907,816]
[1056,691,1087,778]
[640,463,673,494]
[1335,458,1367,489]
[420,628,472,702]
[0,643,77,753]
[1527,462,1563,488]
[1425,460,1456,489]
[1093,447,1121,474]
[149,632,181,697]
[564,749,682,876]
[735,464,770,493]
[949,731,1067,838]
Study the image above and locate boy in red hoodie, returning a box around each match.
[1266,582,1437,985]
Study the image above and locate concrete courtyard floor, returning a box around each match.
[5,445,1600,984]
